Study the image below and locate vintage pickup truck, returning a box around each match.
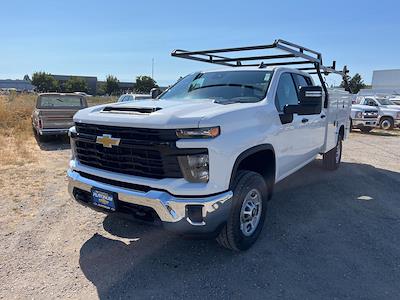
[32,93,87,141]
[67,40,352,250]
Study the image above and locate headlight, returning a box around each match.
[68,126,77,160]
[176,127,220,139]
[178,154,209,183]
[355,112,363,118]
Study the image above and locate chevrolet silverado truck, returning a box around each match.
[350,104,379,133]
[32,93,88,141]
[67,40,352,250]
[355,96,400,130]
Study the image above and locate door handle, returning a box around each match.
[301,118,309,123]
[321,115,326,119]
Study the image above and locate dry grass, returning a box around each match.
[0,93,37,167]
[0,93,115,167]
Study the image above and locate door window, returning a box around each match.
[365,98,378,106]
[275,73,299,112]
[293,74,311,89]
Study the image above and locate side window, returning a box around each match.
[365,98,377,106]
[275,73,299,112]
[293,74,310,89]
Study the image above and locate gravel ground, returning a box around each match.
[0,130,399,299]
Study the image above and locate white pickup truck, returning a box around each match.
[355,96,400,130]
[67,40,351,250]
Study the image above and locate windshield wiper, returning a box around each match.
[189,83,264,92]
[214,97,261,104]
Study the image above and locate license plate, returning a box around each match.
[92,189,116,211]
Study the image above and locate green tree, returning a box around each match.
[105,75,119,95]
[135,76,158,93]
[23,74,31,82]
[64,77,88,93]
[340,73,366,94]
[31,72,59,92]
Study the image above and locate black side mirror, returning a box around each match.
[150,88,162,99]
[284,86,323,115]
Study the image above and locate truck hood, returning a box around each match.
[351,104,378,112]
[381,104,400,110]
[73,99,239,129]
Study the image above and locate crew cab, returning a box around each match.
[67,40,352,250]
[355,96,400,130]
[350,104,379,133]
[32,93,88,141]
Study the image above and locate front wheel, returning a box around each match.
[323,135,342,170]
[216,171,268,251]
[380,117,394,130]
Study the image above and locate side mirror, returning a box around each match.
[150,88,162,99]
[284,86,323,115]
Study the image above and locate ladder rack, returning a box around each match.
[171,39,349,80]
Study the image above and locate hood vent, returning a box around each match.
[102,106,162,114]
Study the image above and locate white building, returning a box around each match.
[358,69,400,96]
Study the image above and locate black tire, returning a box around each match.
[360,127,372,133]
[323,134,343,170]
[379,117,394,130]
[349,119,353,132]
[216,171,268,251]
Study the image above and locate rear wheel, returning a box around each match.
[216,171,268,251]
[349,119,353,132]
[323,134,342,170]
[380,117,394,130]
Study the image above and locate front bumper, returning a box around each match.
[67,169,233,235]
[39,128,70,136]
[352,119,378,127]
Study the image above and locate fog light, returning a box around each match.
[178,154,209,183]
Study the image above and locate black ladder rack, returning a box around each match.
[171,39,349,80]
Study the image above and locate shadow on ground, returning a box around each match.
[79,161,400,299]
[35,135,70,151]
[351,128,400,137]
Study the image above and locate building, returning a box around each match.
[0,79,35,92]
[50,74,98,95]
[358,69,400,96]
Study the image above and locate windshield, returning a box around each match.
[37,95,84,108]
[376,98,394,105]
[160,71,273,103]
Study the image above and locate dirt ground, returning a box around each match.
[0,130,399,299]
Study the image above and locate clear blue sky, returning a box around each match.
[1,0,399,86]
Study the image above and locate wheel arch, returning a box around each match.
[229,144,276,199]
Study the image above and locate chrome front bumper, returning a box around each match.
[67,169,233,230]
[352,119,377,127]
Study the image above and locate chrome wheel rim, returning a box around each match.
[240,189,262,236]
[381,120,391,130]
[335,140,342,164]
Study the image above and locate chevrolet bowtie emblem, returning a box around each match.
[96,134,121,148]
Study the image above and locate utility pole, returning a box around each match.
[151,58,154,79]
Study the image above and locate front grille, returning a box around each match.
[74,123,206,179]
[364,111,378,118]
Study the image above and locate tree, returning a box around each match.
[135,76,158,93]
[23,74,31,82]
[31,72,59,92]
[64,77,88,93]
[340,73,366,94]
[105,75,119,95]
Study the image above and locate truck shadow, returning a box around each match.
[79,161,400,299]
[34,135,71,151]
[351,129,399,137]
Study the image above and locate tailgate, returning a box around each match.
[40,109,80,129]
